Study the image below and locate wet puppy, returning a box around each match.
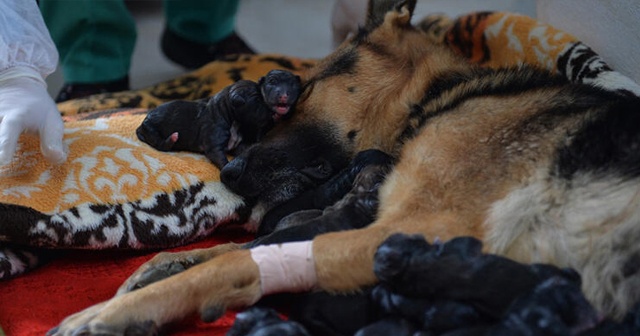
[227,306,310,336]
[374,234,583,319]
[373,234,601,335]
[256,149,395,237]
[136,70,301,169]
[247,149,394,246]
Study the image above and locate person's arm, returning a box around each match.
[0,0,66,165]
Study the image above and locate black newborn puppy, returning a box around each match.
[371,285,485,334]
[443,277,600,336]
[245,149,394,247]
[354,317,425,336]
[257,149,395,236]
[496,276,600,335]
[258,69,301,122]
[374,234,581,320]
[579,302,640,336]
[227,306,311,336]
[136,69,301,169]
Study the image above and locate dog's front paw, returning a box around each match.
[118,255,196,295]
[117,244,244,295]
[47,302,160,336]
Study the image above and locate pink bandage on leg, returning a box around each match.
[250,241,317,295]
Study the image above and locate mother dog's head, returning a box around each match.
[222,0,455,210]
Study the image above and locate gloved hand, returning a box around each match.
[0,68,67,166]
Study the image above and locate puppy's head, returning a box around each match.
[258,69,302,121]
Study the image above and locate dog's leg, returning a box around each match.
[50,210,476,335]
[312,210,478,292]
[116,242,243,295]
[50,249,262,336]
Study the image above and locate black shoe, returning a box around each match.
[55,76,130,103]
[161,28,256,69]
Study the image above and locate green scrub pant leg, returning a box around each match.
[39,0,136,84]
[164,0,240,44]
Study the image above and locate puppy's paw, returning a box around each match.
[228,306,281,336]
[228,306,311,336]
[373,233,433,283]
[354,317,420,336]
[350,149,394,175]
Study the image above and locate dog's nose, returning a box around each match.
[221,156,246,190]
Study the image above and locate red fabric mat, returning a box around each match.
[0,231,253,336]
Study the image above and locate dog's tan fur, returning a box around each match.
[51,1,640,334]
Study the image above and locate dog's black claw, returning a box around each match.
[201,304,226,323]
[124,320,159,336]
[70,325,91,336]
[128,262,190,292]
[46,326,59,336]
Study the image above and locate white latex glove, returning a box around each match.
[0,67,66,165]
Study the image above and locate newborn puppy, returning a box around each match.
[374,234,581,319]
[257,149,394,237]
[371,285,484,334]
[578,302,639,336]
[227,306,311,336]
[258,69,301,122]
[444,277,601,336]
[136,70,301,169]
[354,317,424,336]
[246,150,394,247]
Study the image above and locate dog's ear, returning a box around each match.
[365,0,416,30]
[257,75,266,87]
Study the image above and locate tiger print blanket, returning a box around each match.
[1,12,638,279]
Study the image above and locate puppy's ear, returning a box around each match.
[230,94,246,108]
[257,76,266,87]
[295,75,302,84]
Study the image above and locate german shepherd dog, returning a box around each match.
[50,0,640,334]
